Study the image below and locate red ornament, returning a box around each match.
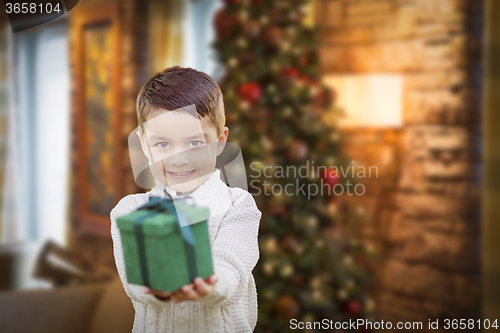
[238,50,256,65]
[226,113,238,123]
[275,295,300,320]
[342,299,362,316]
[238,82,262,104]
[355,254,372,271]
[289,274,305,287]
[321,167,340,187]
[280,67,298,78]
[268,8,287,25]
[294,10,305,22]
[271,204,287,216]
[263,27,284,49]
[280,235,300,254]
[300,76,319,86]
[315,90,326,106]
[242,20,261,39]
[315,87,335,108]
[287,140,309,161]
[214,9,238,40]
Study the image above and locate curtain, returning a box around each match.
[147,0,221,77]
[148,0,185,76]
[1,23,70,246]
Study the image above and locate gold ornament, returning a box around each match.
[310,276,321,289]
[228,57,238,68]
[302,313,315,323]
[345,279,355,289]
[262,237,278,254]
[267,84,277,93]
[240,101,250,110]
[311,289,325,304]
[338,288,348,300]
[365,297,376,312]
[263,289,275,300]
[326,156,336,165]
[282,107,292,117]
[328,202,339,217]
[306,216,318,229]
[309,86,320,96]
[237,38,248,49]
[238,10,248,21]
[280,264,294,278]
[281,41,291,52]
[263,261,275,275]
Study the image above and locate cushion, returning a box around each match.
[0,283,105,333]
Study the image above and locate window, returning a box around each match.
[1,18,70,247]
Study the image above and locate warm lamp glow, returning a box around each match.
[323,74,403,128]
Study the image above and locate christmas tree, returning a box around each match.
[213,0,376,332]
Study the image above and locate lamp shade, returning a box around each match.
[32,240,88,285]
[323,74,403,128]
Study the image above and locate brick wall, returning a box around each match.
[316,0,483,327]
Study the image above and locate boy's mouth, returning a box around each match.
[167,170,196,179]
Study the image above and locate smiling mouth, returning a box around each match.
[168,170,196,176]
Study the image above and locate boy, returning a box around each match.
[110,67,261,333]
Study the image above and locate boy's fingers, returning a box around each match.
[181,283,194,292]
[169,276,218,302]
[207,273,219,285]
[171,284,195,302]
[145,287,171,299]
[171,290,183,303]
[154,291,171,298]
[194,277,211,296]
[180,284,198,300]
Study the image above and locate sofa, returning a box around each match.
[0,276,134,333]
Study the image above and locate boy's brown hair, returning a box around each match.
[136,66,225,136]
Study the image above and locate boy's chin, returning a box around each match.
[168,178,205,195]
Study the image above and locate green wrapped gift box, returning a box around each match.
[116,196,213,293]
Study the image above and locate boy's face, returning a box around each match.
[137,107,228,194]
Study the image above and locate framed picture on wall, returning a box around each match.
[72,1,122,236]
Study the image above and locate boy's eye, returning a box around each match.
[155,142,170,149]
[189,140,204,148]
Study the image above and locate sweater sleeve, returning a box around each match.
[198,189,261,308]
[110,195,173,307]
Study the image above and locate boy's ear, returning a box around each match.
[136,129,151,160]
[216,126,229,157]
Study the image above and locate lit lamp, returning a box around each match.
[323,74,403,128]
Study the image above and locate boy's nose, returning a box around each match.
[169,150,189,166]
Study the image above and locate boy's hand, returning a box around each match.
[145,287,171,301]
[171,273,219,303]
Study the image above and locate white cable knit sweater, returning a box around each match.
[110,168,261,333]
